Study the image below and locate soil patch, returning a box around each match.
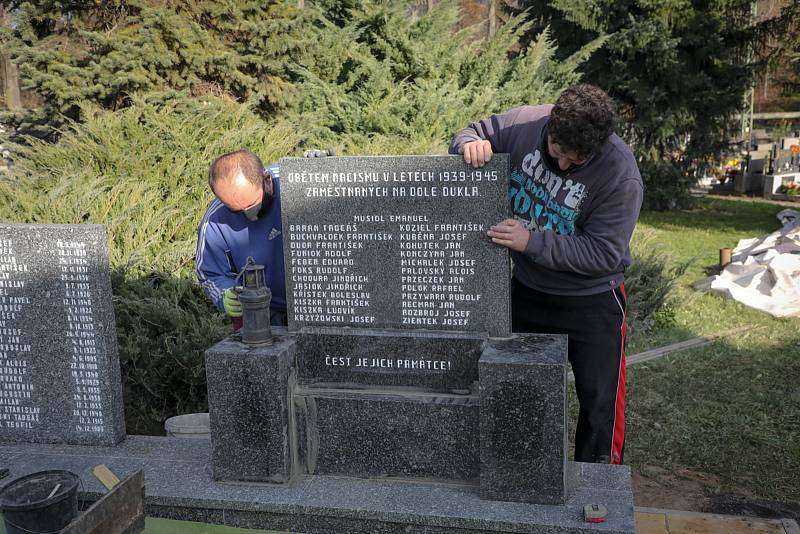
[633,465,800,521]
[633,466,712,511]
[707,494,800,521]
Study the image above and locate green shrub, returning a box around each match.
[0,93,305,433]
[2,0,602,147]
[111,269,227,434]
[625,228,689,335]
[2,1,305,127]
[640,159,695,211]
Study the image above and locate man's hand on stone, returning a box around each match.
[461,140,493,168]
[223,288,242,318]
[303,149,335,158]
[487,219,531,252]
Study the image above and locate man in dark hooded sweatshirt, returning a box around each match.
[449,84,643,464]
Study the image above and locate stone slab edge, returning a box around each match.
[0,436,633,533]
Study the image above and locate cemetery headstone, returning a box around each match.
[279,155,511,337]
[0,224,125,445]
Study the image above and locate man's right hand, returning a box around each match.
[223,288,242,318]
[461,140,493,168]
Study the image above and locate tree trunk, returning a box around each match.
[298,0,304,9]
[0,8,20,109]
[487,0,497,39]
[427,0,435,13]
[1,51,21,109]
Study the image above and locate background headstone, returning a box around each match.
[279,155,511,337]
[0,224,125,445]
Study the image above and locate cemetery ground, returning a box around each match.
[619,195,800,514]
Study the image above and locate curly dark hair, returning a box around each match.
[548,84,616,159]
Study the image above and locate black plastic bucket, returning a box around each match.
[0,470,80,534]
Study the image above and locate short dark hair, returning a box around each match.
[208,149,265,191]
[548,84,616,159]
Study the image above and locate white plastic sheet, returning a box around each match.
[695,209,800,317]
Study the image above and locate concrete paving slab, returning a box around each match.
[635,507,800,534]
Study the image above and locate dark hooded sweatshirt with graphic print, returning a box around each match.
[449,105,643,296]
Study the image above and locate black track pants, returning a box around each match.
[511,277,627,464]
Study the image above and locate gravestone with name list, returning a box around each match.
[208,155,572,491]
[280,155,511,337]
[0,224,125,446]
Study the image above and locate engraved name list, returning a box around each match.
[280,155,511,338]
[0,224,124,445]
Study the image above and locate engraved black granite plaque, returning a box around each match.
[279,155,511,337]
[0,224,125,445]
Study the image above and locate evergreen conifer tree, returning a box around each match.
[0,0,306,133]
[507,0,782,207]
[286,0,602,154]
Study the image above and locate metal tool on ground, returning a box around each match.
[584,503,608,523]
[235,256,273,344]
[568,325,756,382]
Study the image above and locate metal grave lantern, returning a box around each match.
[236,256,272,344]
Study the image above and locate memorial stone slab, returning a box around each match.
[295,326,486,391]
[279,155,511,337]
[1,437,635,534]
[293,386,480,480]
[479,334,577,504]
[0,224,125,446]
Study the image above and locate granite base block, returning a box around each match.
[295,327,487,391]
[480,334,576,505]
[0,436,634,533]
[205,336,294,483]
[294,386,480,480]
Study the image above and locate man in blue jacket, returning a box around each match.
[450,84,643,465]
[195,148,287,326]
